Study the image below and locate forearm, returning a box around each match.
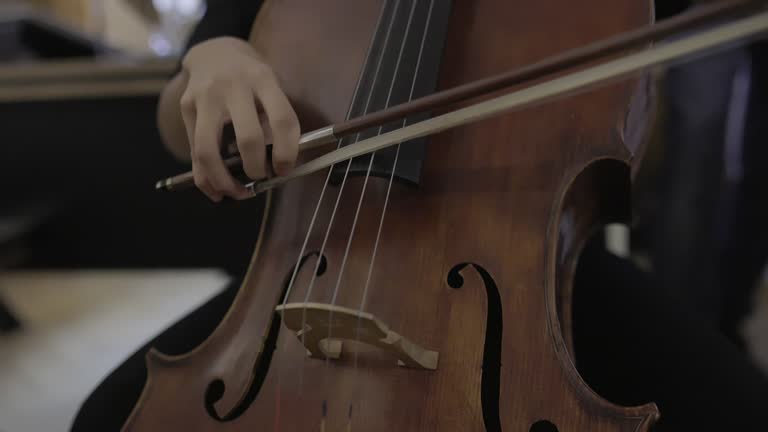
[157,71,191,162]
[155,0,264,162]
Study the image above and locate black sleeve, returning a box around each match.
[183,0,264,53]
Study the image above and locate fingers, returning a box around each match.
[181,93,222,202]
[251,69,300,176]
[179,62,297,202]
[227,90,266,180]
[193,100,248,200]
[179,93,197,159]
[194,174,221,202]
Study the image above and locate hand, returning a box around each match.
[180,37,300,201]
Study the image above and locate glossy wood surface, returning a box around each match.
[124,0,660,430]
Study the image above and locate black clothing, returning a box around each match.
[650,40,768,347]
[184,0,263,52]
[718,41,768,344]
[574,242,768,431]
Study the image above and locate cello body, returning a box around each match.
[125,0,660,430]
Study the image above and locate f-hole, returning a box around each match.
[447,263,502,432]
[204,252,328,421]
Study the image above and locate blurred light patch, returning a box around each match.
[153,0,204,17]
[176,0,203,16]
[153,0,174,14]
[149,33,173,56]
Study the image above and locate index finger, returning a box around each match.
[194,102,249,200]
[252,73,300,176]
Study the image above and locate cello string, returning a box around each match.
[326,0,419,315]
[319,0,417,425]
[352,0,434,355]
[271,2,392,429]
[326,0,421,340]
[342,2,436,426]
[276,0,393,321]
[292,0,402,414]
[271,89,345,432]
[299,0,402,314]
[350,0,434,384]
[342,2,433,424]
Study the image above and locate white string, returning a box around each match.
[343,0,434,426]
[277,0,391,313]
[328,0,419,309]
[270,2,392,426]
[319,0,420,426]
[300,0,403,332]
[354,0,434,328]
[293,0,403,400]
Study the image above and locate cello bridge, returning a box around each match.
[275,302,438,371]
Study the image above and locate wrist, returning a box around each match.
[182,36,257,70]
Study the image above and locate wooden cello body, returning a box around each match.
[125,0,660,430]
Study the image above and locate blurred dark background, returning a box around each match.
[0,0,765,431]
[0,0,263,275]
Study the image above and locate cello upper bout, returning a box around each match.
[247,0,385,131]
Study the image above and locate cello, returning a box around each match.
[127,1,768,430]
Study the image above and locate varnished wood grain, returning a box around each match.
[124,1,660,430]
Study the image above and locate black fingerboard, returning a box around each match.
[331,0,453,186]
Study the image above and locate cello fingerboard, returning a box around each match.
[331,0,453,186]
